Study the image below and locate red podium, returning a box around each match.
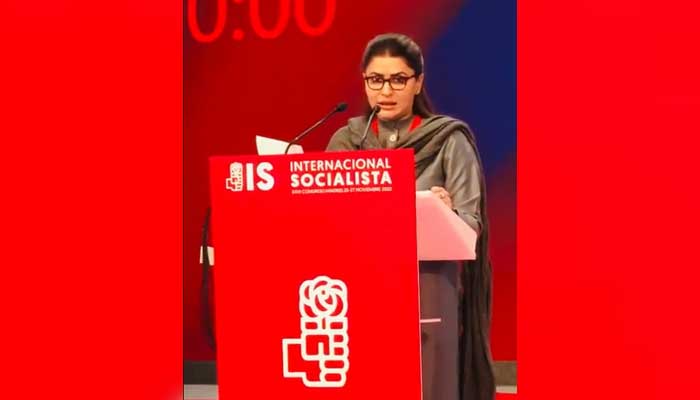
[209,149,423,399]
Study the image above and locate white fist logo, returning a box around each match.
[225,162,244,192]
[282,276,349,387]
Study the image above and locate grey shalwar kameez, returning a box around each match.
[326,114,495,400]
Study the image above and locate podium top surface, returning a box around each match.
[416,190,477,261]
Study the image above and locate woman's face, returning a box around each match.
[363,55,424,121]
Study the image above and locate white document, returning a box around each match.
[255,135,303,155]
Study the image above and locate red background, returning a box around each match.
[3,1,183,399]
[2,0,699,399]
[184,0,518,363]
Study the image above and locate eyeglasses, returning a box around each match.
[364,74,417,91]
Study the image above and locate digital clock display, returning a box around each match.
[187,0,337,42]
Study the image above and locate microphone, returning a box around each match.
[284,102,348,154]
[359,105,381,150]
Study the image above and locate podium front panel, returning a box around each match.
[209,149,421,399]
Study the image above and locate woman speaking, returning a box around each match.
[327,33,495,400]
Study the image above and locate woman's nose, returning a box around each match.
[381,82,393,95]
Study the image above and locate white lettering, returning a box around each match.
[301,174,314,187]
[256,162,274,191]
[380,171,392,185]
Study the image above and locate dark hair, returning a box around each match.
[361,33,435,118]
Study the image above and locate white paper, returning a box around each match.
[255,135,303,155]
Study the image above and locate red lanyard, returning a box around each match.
[371,115,422,136]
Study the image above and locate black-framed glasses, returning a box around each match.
[364,74,417,91]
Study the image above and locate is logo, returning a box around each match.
[282,276,349,388]
[226,162,275,192]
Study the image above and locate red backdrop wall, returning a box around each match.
[184,0,518,361]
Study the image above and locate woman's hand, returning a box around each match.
[430,186,453,209]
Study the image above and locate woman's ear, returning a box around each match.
[416,74,425,95]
